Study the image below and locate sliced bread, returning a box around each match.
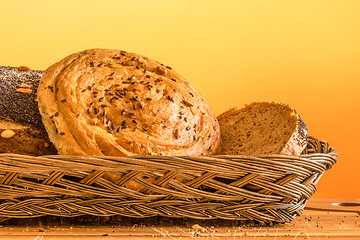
[217,102,308,156]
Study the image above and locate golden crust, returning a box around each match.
[37,49,220,157]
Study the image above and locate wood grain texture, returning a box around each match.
[0,199,359,239]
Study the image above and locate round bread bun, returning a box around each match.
[37,49,220,159]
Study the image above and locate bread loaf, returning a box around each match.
[37,49,221,157]
[217,102,308,156]
[0,66,57,155]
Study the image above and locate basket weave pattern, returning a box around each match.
[0,136,337,223]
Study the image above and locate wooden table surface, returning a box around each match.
[0,199,359,240]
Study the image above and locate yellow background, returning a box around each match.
[0,0,359,198]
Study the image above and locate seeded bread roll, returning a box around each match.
[0,66,57,155]
[37,49,220,158]
[217,102,308,156]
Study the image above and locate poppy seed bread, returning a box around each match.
[0,66,57,155]
[217,102,308,156]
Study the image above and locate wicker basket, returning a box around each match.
[0,136,337,223]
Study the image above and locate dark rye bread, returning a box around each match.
[0,66,57,155]
[217,102,308,156]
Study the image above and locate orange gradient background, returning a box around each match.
[0,0,359,198]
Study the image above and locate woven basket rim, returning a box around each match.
[0,136,338,223]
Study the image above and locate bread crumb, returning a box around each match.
[191,224,207,233]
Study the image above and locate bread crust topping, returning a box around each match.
[37,49,220,157]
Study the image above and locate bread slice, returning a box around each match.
[217,102,308,156]
[0,66,57,155]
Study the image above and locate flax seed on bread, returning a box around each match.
[217,102,308,156]
[37,49,220,157]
